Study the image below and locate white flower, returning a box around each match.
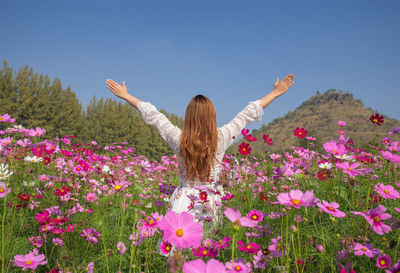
[145,203,152,208]
[125,167,132,173]
[23,181,35,186]
[335,154,353,161]
[0,163,13,180]
[102,165,110,173]
[24,156,42,163]
[318,162,333,169]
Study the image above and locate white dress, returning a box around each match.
[137,100,264,227]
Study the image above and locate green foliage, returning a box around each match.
[0,60,184,161]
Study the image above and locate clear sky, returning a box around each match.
[1,0,399,131]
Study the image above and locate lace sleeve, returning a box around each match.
[136,102,181,153]
[218,100,264,151]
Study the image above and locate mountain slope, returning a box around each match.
[228,89,399,157]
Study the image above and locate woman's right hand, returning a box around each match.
[106,79,129,100]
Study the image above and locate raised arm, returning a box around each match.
[259,74,294,109]
[106,79,181,152]
[218,74,295,150]
[106,79,141,109]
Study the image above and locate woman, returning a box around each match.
[106,75,294,226]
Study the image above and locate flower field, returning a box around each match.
[1,113,400,273]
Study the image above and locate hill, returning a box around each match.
[228,89,399,157]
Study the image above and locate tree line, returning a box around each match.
[0,60,183,161]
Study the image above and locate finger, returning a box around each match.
[274,77,279,85]
[122,81,126,88]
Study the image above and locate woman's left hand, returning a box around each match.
[272,74,295,97]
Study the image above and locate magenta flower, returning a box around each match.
[237,240,260,254]
[376,255,391,269]
[374,183,399,199]
[337,121,347,127]
[335,162,364,177]
[225,259,252,273]
[323,141,347,156]
[353,205,392,235]
[223,208,257,228]
[160,241,173,255]
[353,243,376,257]
[316,200,346,218]
[246,209,263,225]
[183,258,227,273]
[277,189,316,209]
[386,259,400,273]
[13,249,47,271]
[158,211,203,250]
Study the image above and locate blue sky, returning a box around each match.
[1,0,399,131]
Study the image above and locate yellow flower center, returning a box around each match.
[234,266,241,271]
[26,260,32,265]
[114,185,122,190]
[0,117,3,120]
[0,189,4,193]
[176,228,183,237]
[384,190,389,194]
[165,245,170,251]
[362,247,366,251]
[373,118,378,123]
[242,148,246,151]
[328,206,334,211]
[202,250,207,255]
[292,199,301,205]
[298,132,302,135]
[373,216,380,223]
[333,150,337,154]
[347,168,352,172]
[380,259,386,265]
[148,220,154,225]
[246,244,251,249]
[252,215,258,220]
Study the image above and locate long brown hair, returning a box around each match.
[179,95,218,182]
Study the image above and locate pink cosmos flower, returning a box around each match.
[158,211,203,250]
[335,162,364,177]
[316,200,346,218]
[86,192,97,202]
[13,248,47,271]
[381,150,400,164]
[246,209,263,225]
[0,182,11,198]
[353,243,377,257]
[223,208,257,228]
[277,189,316,209]
[337,121,347,127]
[237,240,260,254]
[225,259,252,273]
[0,113,16,123]
[376,255,391,269]
[183,258,227,273]
[116,242,126,255]
[352,205,392,235]
[86,262,94,273]
[323,141,347,156]
[374,183,399,199]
